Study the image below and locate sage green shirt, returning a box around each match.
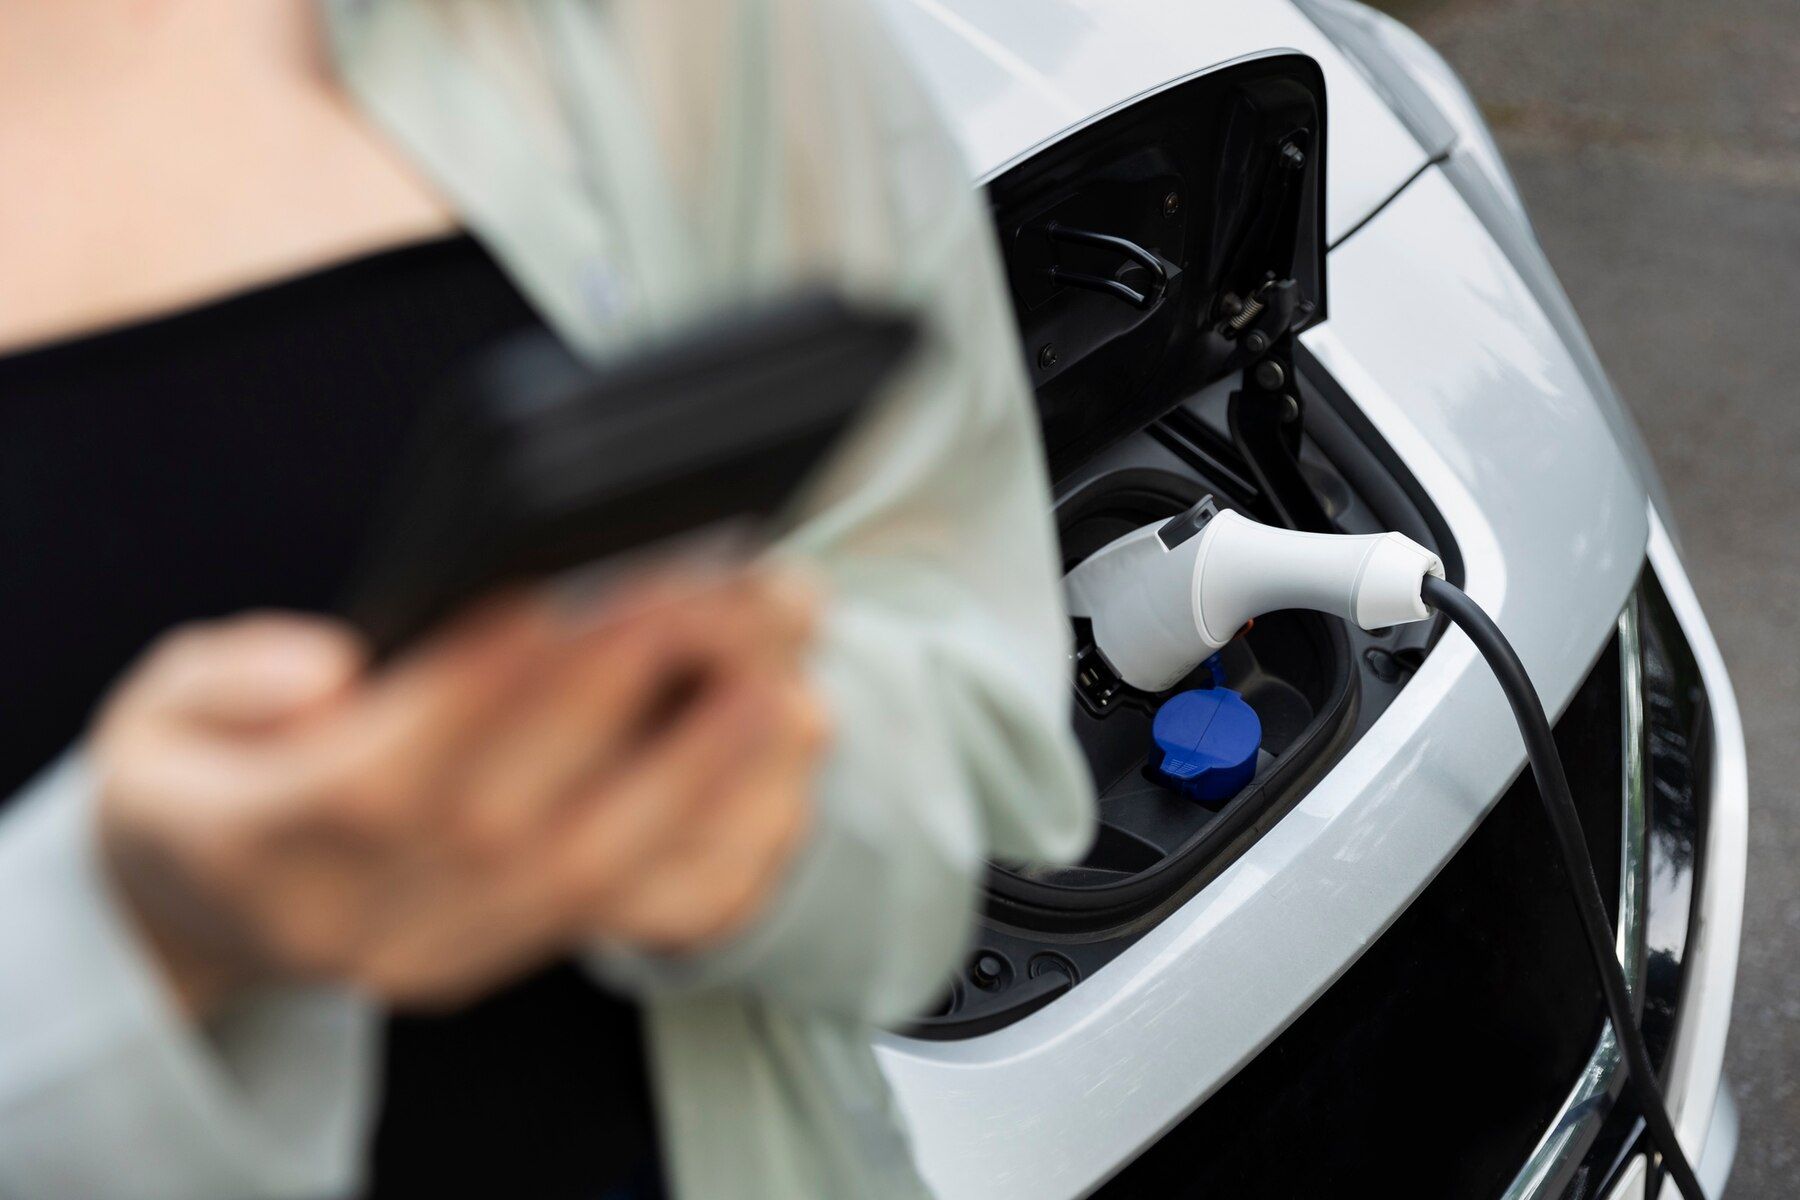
[0,3,1093,1197]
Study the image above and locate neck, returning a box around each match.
[0,0,456,355]
[0,1,325,91]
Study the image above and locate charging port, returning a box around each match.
[1071,619,1127,716]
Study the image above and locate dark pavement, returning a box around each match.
[1370,1,1800,1193]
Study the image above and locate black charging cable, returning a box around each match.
[1421,577,1704,1200]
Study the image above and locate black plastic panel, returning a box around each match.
[1636,574,1708,1070]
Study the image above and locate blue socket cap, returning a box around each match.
[1150,687,1261,804]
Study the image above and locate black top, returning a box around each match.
[0,237,662,1199]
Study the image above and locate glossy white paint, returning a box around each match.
[877,165,1654,1199]
[1645,515,1748,1200]
[1301,0,1524,225]
[876,0,1429,245]
[1697,1084,1741,1198]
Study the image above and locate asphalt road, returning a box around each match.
[1371,1,1800,1193]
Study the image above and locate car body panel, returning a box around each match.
[877,0,1430,245]
[876,164,1654,1199]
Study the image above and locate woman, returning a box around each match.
[0,2,1092,1198]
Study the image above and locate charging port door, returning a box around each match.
[987,55,1329,480]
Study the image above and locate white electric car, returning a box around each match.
[873,3,1747,1198]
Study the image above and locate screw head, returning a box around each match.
[1162,191,1182,216]
[1253,360,1287,391]
[1279,394,1302,423]
[1037,343,1059,370]
[1279,142,1306,171]
[1364,647,1402,683]
[1243,330,1271,356]
[970,952,1008,990]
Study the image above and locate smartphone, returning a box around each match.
[343,289,917,656]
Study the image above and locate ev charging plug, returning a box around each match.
[1064,496,1445,692]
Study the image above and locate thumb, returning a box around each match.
[132,614,368,731]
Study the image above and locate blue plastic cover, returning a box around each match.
[1150,687,1262,804]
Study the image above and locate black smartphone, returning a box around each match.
[343,289,917,656]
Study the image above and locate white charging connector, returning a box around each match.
[1064,496,1445,691]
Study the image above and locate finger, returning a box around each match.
[709,563,820,660]
[638,566,820,688]
[445,612,686,857]
[319,678,818,1004]
[445,569,818,854]
[746,561,824,649]
[128,614,367,731]
[297,594,562,828]
[313,567,813,847]
[563,562,817,671]
[526,672,779,923]
[336,857,576,1010]
[591,680,824,949]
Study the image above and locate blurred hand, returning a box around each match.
[91,568,828,1018]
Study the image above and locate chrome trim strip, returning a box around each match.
[1500,603,1647,1200]
[1645,510,1748,1187]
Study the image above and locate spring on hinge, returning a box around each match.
[1225,291,1267,333]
